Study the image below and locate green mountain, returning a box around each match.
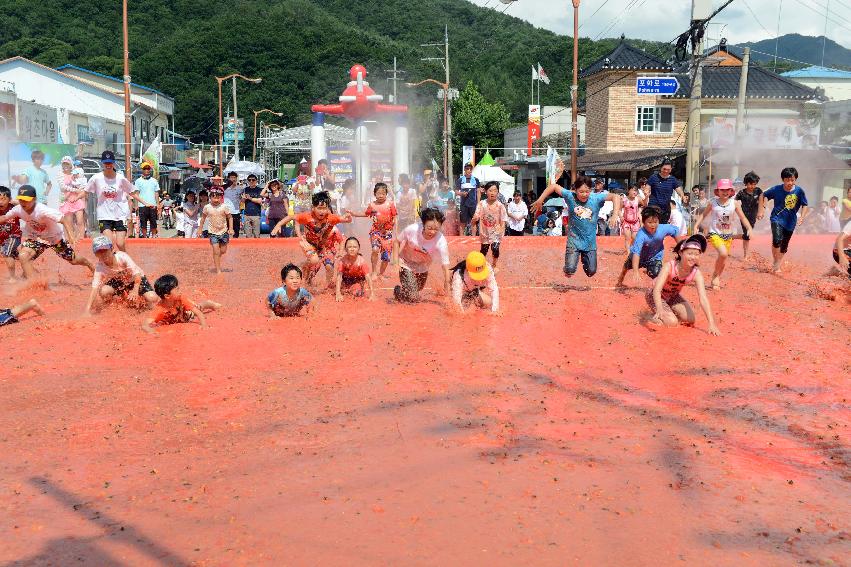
[0,0,668,146]
[736,33,851,71]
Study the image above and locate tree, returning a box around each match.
[450,80,510,169]
[0,37,72,68]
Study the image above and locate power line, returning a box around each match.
[793,0,851,32]
[741,0,774,37]
[745,47,851,71]
[578,0,617,31]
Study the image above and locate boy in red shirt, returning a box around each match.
[0,186,22,281]
[141,274,221,333]
[271,191,352,288]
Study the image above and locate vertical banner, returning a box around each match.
[462,145,475,168]
[545,145,565,186]
[142,139,162,178]
[527,105,541,156]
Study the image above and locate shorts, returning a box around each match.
[770,222,794,254]
[104,275,154,296]
[394,267,429,303]
[369,229,393,262]
[506,228,524,236]
[461,288,484,308]
[60,199,86,215]
[99,220,127,233]
[653,206,671,225]
[341,275,367,296]
[138,206,158,231]
[741,215,757,241]
[645,290,687,310]
[624,254,663,279]
[833,248,851,277]
[0,308,18,326]
[480,241,501,259]
[22,239,76,263]
[160,310,195,325]
[209,232,230,246]
[708,232,733,252]
[621,219,641,234]
[1,235,20,258]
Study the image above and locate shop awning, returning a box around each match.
[578,149,686,172]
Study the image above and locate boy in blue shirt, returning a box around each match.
[616,205,683,287]
[758,166,809,273]
[532,176,620,278]
[16,150,52,204]
[268,263,314,317]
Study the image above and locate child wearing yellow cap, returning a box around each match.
[450,251,499,313]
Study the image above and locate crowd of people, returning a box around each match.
[0,148,848,333]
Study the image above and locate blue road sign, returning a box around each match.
[636,77,680,95]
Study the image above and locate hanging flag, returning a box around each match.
[527,105,541,157]
[142,139,162,178]
[462,146,475,168]
[538,63,551,85]
[546,145,565,186]
[532,66,539,81]
[431,157,441,174]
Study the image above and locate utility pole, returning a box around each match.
[421,25,453,181]
[731,47,750,181]
[232,77,239,160]
[685,0,710,192]
[122,0,132,178]
[384,57,406,104]
[570,0,580,184]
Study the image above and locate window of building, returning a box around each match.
[636,106,673,134]
[77,125,93,144]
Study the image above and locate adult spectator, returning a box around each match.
[85,150,137,251]
[262,179,288,238]
[506,190,528,236]
[826,196,841,232]
[134,161,160,238]
[841,186,851,225]
[457,163,480,235]
[223,172,243,238]
[595,182,614,236]
[397,174,418,228]
[241,174,263,238]
[315,159,335,193]
[644,160,684,224]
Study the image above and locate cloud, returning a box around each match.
[467,0,851,50]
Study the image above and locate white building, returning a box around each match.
[781,66,851,102]
[0,57,173,159]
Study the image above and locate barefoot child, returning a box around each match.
[267,263,314,317]
[450,251,499,314]
[0,186,22,281]
[735,171,762,259]
[758,167,809,273]
[348,183,397,280]
[0,298,45,326]
[392,207,451,303]
[197,188,233,273]
[472,182,509,271]
[833,220,850,279]
[335,237,376,301]
[692,178,753,290]
[0,186,94,279]
[531,176,620,279]
[141,274,220,333]
[616,206,682,287]
[84,236,158,315]
[620,184,642,253]
[648,234,720,335]
[271,191,352,288]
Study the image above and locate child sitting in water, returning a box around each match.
[348,183,397,280]
[84,236,158,315]
[0,298,45,327]
[141,274,221,333]
[335,237,376,301]
[647,234,720,335]
[450,251,499,314]
[268,263,313,317]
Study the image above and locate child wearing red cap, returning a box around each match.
[648,234,720,335]
[692,178,753,290]
[450,251,499,313]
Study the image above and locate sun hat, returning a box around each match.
[61,155,74,165]
[466,251,491,281]
[716,178,734,191]
[92,236,114,252]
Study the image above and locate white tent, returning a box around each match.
[223,159,265,178]
[472,164,515,200]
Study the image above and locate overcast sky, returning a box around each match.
[466,0,851,50]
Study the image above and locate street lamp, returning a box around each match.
[406,78,449,177]
[252,109,284,162]
[216,73,262,175]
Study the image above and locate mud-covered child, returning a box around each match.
[267,263,314,317]
[141,274,221,333]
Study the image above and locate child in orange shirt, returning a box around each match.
[348,182,397,280]
[334,237,376,301]
[141,274,221,333]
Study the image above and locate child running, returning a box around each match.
[0,186,22,281]
[335,237,376,301]
[271,191,352,288]
[531,176,621,279]
[616,206,682,287]
[692,179,753,290]
[647,234,720,336]
[197,187,233,274]
[84,236,158,315]
[267,263,314,317]
[392,207,451,303]
[142,274,221,333]
[0,298,45,327]
[450,251,499,314]
[472,182,509,272]
[348,183,397,280]
[620,184,642,253]
[833,220,850,279]
[0,185,94,279]
[758,167,809,273]
[735,171,762,259]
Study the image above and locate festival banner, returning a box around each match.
[142,139,162,178]
[7,142,76,207]
[545,145,565,186]
[527,105,541,156]
[462,146,475,168]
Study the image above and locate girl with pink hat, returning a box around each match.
[57,156,88,240]
[692,178,753,290]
